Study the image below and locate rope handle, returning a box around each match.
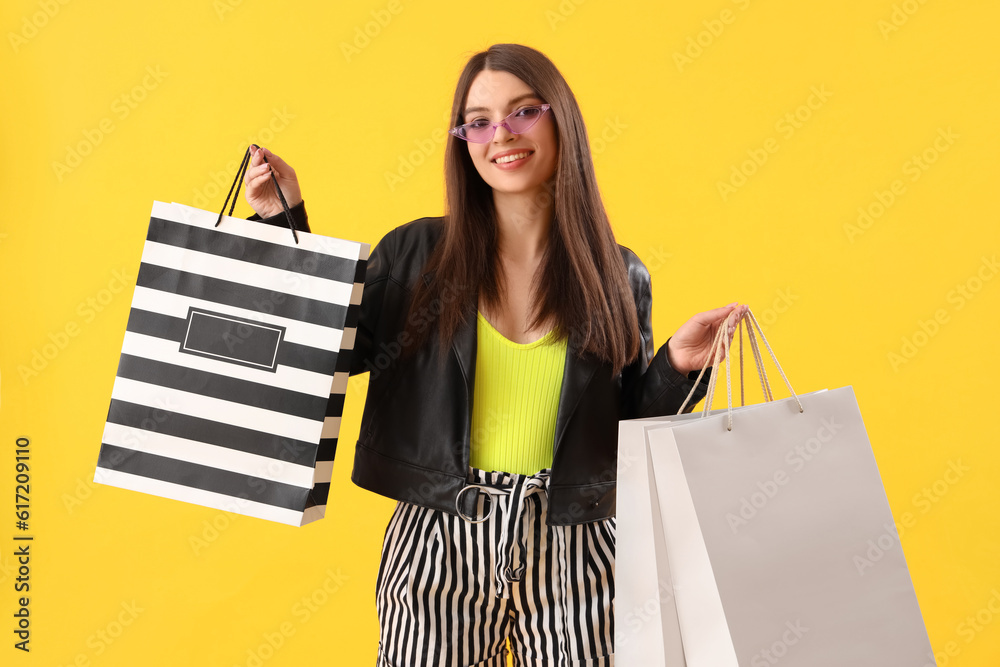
[714,307,803,429]
[678,308,766,413]
[677,306,803,429]
[743,307,800,411]
[738,316,773,405]
[706,312,774,411]
[723,315,770,410]
[744,314,774,402]
[214,144,299,244]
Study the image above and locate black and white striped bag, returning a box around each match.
[94,152,368,526]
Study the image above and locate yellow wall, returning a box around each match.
[1,0,998,664]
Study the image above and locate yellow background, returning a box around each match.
[2,0,999,664]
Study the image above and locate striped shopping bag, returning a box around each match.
[94,156,368,526]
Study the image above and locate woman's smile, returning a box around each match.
[491,149,535,169]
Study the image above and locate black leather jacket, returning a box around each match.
[250,201,710,525]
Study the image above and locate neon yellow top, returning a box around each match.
[468,310,569,475]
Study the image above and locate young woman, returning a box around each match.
[246,43,746,667]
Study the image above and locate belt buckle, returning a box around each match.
[455,484,496,524]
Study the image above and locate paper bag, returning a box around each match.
[94,198,368,527]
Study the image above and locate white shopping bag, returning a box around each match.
[616,394,827,665]
[616,308,935,666]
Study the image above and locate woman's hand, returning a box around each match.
[244,145,303,219]
[667,302,749,375]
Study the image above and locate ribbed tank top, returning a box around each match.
[468,310,569,475]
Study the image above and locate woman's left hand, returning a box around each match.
[666,302,749,375]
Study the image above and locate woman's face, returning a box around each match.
[461,69,558,197]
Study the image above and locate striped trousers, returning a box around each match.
[375,466,616,666]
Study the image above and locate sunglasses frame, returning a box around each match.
[449,104,552,143]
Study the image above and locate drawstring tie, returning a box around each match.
[455,470,552,598]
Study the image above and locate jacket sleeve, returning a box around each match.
[248,200,311,233]
[247,201,391,376]
[347,226,396,376]
[619,253,712,419]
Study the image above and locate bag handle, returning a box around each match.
[214,144,299,244]
[703,310,745,418]
[677,306,803,430]
[712,307,803,430]
[742,307,800,410]
[724,315,772,408]
[678,308,770,414]
[702,312,771,421]
[738,314,775,403]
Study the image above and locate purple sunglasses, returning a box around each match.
[449,104,552,143]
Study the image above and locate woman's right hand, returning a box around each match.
[244,145,303,219]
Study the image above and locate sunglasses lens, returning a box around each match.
[463,121,494,143]
[506,107,545,133]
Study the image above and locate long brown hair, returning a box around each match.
[403,43,641,375]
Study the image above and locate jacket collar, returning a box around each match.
[427,271,601,461]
